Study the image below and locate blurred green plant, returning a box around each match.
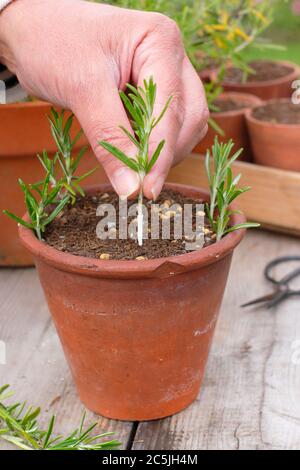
[195,0,274,75]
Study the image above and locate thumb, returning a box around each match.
[73,83,140,198]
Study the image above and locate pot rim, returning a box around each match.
[245,98,300,129]
[211,92,262,118]
[19,182,246,279]
[222,60,300,88]
[0,99,52,110]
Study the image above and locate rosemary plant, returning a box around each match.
[99,77,172,245]
[4,109,96,240]
[205,138,260,241]
[48,108,96,199]
[0,384,120,450]
[4,174,69,241]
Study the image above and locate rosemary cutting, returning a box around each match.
[99,77,172,246]
[205,137,260,241]
[0,384,120,450]
[4,109,97,240]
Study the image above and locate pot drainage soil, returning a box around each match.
[44,189,215,260]
[252,101,300,125]
[224,60,294,83]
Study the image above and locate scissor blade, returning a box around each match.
[241,292,276,308]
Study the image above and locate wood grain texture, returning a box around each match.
[1,231,300,450]
[132,231,300,450]
[167,154,300,236]
[0,268,133,450]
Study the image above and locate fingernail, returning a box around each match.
[111,167,140,198]
[151,176,165,201]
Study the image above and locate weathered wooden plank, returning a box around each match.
[167,154,300,237]
[0,268,133,450]
[132,231,300,450]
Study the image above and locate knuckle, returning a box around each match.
[150,13,182,43]
[187,106,210,138]
[194,103,210,126]
[89,123,126,152]
[200,104,210,126]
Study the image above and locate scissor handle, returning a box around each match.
[264,256,300,288]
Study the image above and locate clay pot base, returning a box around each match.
[252,101,300,125]
[224,60,294,83]
[44,189,216,260]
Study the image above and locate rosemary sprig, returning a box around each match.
[48,108,97,199]
[0,385,121,451]
[4,109,97,240]
[3,173,69,241]
[205,137,260,241]
[99,76,172,246]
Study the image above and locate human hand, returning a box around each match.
[0,0,208,199]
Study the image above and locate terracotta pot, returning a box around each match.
[194,92,262,161]
[246,99,300,172]
[198,67,218,83]
[0,100,105,267]
[195,54,220,84]
[19,183,245,421]
[222,60,300,100]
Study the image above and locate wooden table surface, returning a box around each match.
[1,230,300,450]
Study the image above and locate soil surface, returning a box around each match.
[224,60,294,83]
[252,101,300,125]
[213,98,249,112]
[44,189,216,261]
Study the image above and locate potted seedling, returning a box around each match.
[5,78,258,421]
[190,0,273,158]
[223,60,300,100]
[0,89,100,267]
[245,98,300,171]
[194,86,261,160]
[219,0,300,98]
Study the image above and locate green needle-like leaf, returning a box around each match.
[147,139,165,172]
[99,141,139,172]
[0,384,121,451]
[2,211,33,229]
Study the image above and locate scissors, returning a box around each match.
[241,256,300,309]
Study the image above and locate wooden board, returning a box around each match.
[1,230,300,450]
[167,154,300,237]
[0,268,133,450]
[132,230,300,450]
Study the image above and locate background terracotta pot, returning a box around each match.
[246,99,300,172]
[222,60,300,100]
[19,183,245,421]
[194,92,262,161]
[198,67,218,83]
[0,100,106,266]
